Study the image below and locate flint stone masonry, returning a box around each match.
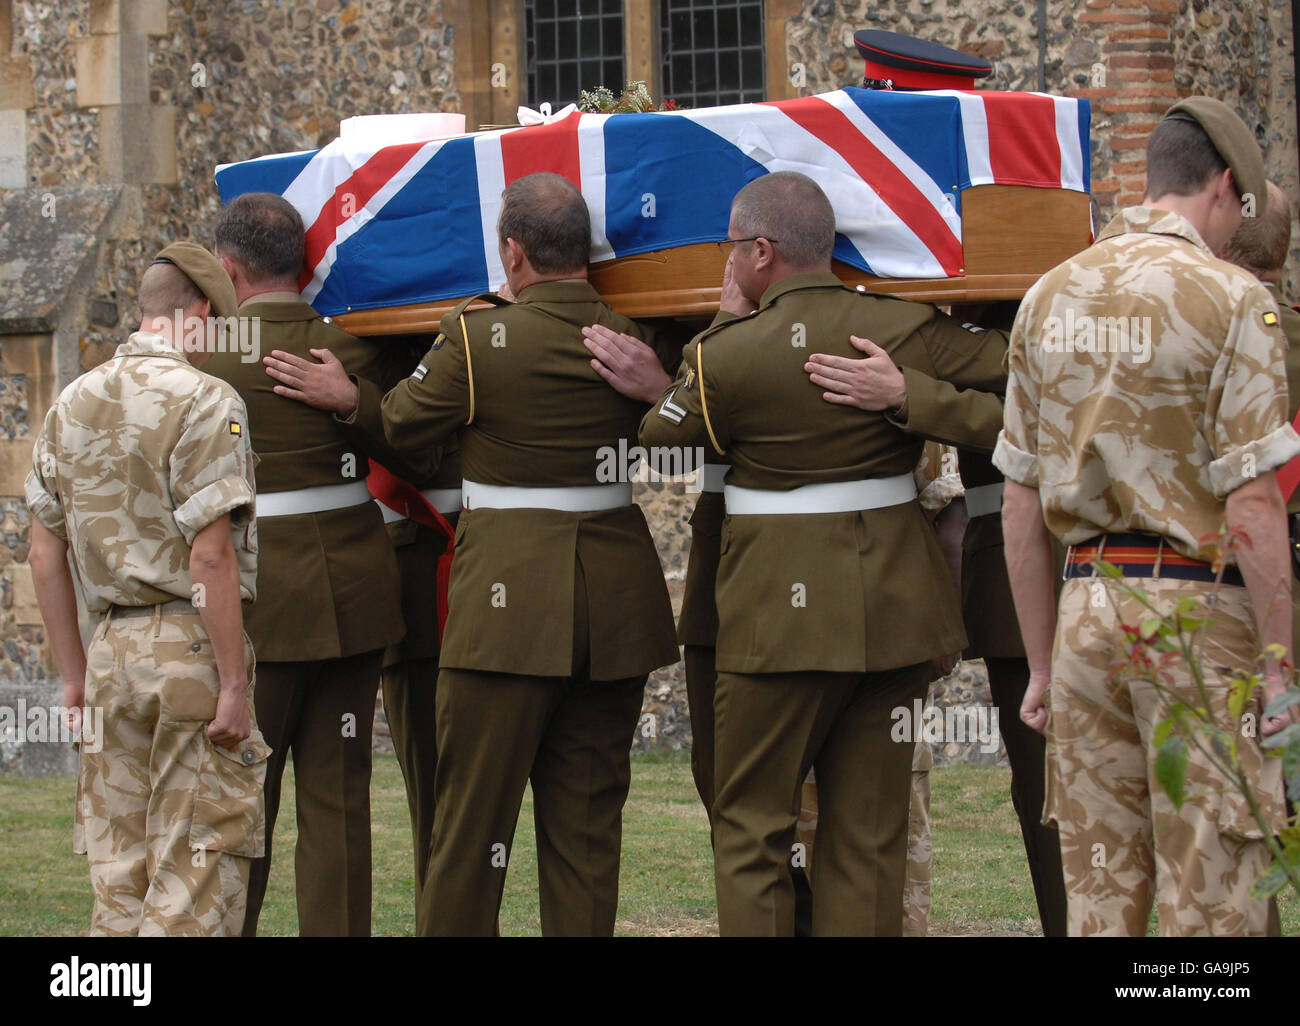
[2,0,1297,773]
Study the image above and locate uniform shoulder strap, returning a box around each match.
[441,293,512,426]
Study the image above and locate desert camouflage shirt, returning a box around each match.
[25,332,258,612]
[994,206,1300,561]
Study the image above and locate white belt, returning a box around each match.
[256,481,373,518]
[461,479,633,512]
[963,482,1004,518]
[376,487,462,523]
[699,463,730,493]
[724,474,917,515]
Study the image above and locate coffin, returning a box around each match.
[215,88,1093,335]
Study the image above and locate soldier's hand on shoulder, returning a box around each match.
[805,334,906,412]
[583,324,672,404]
[207,688,252,750]
[264,347,360,417]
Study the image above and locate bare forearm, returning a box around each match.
[1002,482,1057,678]
[1225,479,1292,675]
[30,552,86,691]
[190,542,246,695]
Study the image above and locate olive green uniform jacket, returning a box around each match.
[641,272,1007,674]
[206,298,403,661]
[343,279,679,680]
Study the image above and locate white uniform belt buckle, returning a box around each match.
[962,482,1004,519]
[256,481,373,518]
[461,479,633,512]
[723,474,917,515]
[376,487,462,523]
[699,463,731,493]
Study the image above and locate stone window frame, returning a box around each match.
[449,0,799,129]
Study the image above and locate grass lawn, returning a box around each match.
[1,754,1294,936]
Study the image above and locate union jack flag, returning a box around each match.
[215,87,1090,318]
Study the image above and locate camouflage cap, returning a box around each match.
[1163,97,1267,216]
[153,241,238,319]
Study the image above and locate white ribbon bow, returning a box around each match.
[516,102,579,126]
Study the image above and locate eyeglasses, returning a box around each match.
[716,235,778,255]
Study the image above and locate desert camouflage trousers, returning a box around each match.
[1046,576,1287,936]
[76,601,270,936]
[902,735,934,937]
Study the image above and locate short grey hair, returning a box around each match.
[497,173,591,274]
[730,172,837,268]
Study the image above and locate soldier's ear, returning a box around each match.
[217,253,240,285]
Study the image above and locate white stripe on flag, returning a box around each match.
[578,114,615,263]
[952,91,993,187]
[474,131,510,292]
[300,138,450,304]
[687,101,948,278]
[823,90,964,242]
[1053,97,1085,192]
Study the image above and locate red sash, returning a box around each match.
[1278,406,1300,505]
[366,459,457,640]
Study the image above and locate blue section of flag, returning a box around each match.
[602,113,769,255]
[215,151,315,206]
[313,142,489,315]
[842,87,965,215]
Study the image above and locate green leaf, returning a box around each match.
[1175,597,1201,614]
[1156,735,1188,809]
[1139,617,1162,639]
[1263,689,1300,719]
[1229,679,1255,722]
[1265,643,1290,662]
[1206,725,1236,764]
[1261,723,1300,752]
[1249,861,1290,901]
[1153,717,1175,748]
[1284,741,1300,805]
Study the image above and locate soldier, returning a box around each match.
[338,338,461,929]
[26,243,266,936]
[806,306,1071,936]
[1218,179,1298,938]
[208,192,405,936]
[1219,181,1300,648]
[262,172,680,936]
[641,171,1007,935]
[997,98,1296,935]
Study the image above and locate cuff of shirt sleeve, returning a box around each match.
[992,431,1039,488]
[1209,422,1300,499]
[331,375,366,426]
[23,472,67,540]
[173,478,256,546]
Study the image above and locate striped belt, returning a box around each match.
[105,598,199,619]
[257,481,373,518]
[724,474,917,515]
[699,463,730,494]
[963,482,1004,518]
[1065,532,1244,587]
[377,487,462,524]
[461,479,633,512]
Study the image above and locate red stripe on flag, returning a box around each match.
[763,96,963,276]
[981,93,1062,187]
[299,140,428,290]
[499,114,583,189]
